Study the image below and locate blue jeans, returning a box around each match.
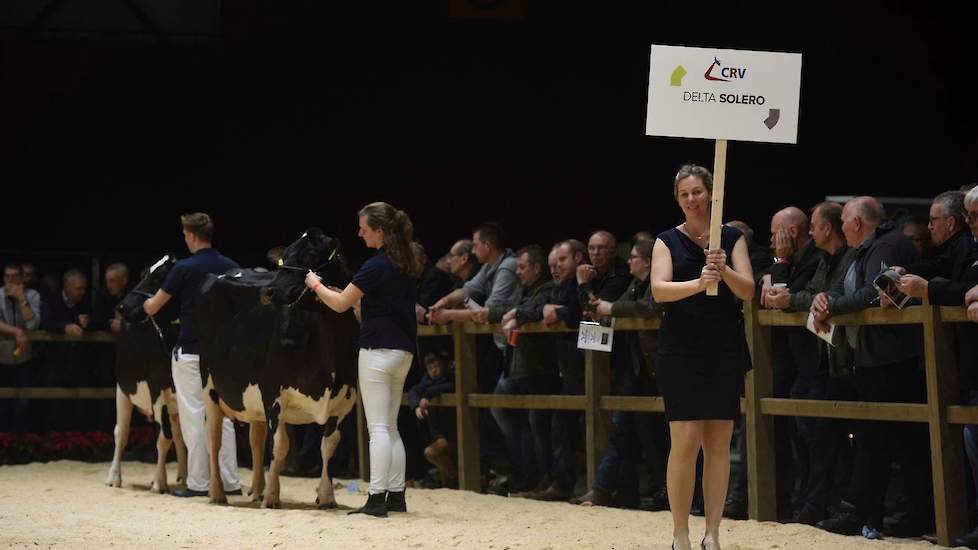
[797,373,855,515]
[593,411,641,497]
[551,375,584,493]
[593,371,668,500]
[791,374,828,506]
[491,373,560,492]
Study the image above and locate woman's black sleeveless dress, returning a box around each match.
[656,224,749,421]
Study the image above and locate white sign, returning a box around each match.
[646,44,802,144]
[577,320,614,353]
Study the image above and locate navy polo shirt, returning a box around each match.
[161,248,239,354]
[351,249,417,354]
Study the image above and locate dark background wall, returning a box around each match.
[2,1,974,273]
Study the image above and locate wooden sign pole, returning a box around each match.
[706,138,727,296]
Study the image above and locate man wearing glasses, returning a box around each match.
[576,230,631,317]
[891,190,970,295]
[894,186,978,547]
[0,263,42,432]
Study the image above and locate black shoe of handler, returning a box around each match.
[386,490,407,512]
[172,488,208,498]
[348,492,388,518]
[954,525,978,549]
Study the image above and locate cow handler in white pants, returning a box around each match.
[306,202,421,517]
[143,212,242,498]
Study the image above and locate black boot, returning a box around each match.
[348,492,387,517]
[386,490,406,512]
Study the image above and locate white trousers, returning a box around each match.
[359,348,413,495]
[172,349,240,492]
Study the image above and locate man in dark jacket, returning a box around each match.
[762,206,823,519]
[90,263,131,333]
[493,245,558,494]
[896,186,978,549]
[905,190,970,281]
[766,201,856,524]
[41,269,90,336]
[576,230,631,316]
[40,269,92,430]
[813,197,930,537]
[571,239,667,509]
[515,239,585,501]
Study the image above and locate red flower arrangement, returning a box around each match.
[0,428,154,464]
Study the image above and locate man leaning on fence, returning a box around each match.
[893,185,978,549]
[811,196,933,538]
[0,263,42,432]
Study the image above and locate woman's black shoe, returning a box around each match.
[348,492,388,517]
[386,490,407,512]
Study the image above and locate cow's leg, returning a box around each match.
[316,418,341,509]
[249,420,267,502]
[152,420,173,494]
[105,386,132,488]
[205,390,227,504]
[262,418,289,509]
[169,403,188,485]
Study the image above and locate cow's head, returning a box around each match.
[269,228,346,306]
[117,254,177,323]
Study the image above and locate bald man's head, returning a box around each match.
[773,207,810,234]
[770,206,811,251]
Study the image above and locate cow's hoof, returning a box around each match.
[151,482,168,494]
[261,498,281,509]
[209,494,228,505]
[317,501,338,510]
[105,472,122,488]
[250,492,263,503]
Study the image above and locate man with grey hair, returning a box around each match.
[897,185,978,549]
[811,196,932,537]
[913,190,968,272]
[444,239,479,289]
[41,269,90,337]
[89,262,132,430]
[576,230,630,317]
[39,268,91,430]
[92,263,131,333]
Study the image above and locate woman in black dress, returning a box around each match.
[651,165,754,550]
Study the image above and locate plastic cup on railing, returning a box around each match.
[507,329,520,347]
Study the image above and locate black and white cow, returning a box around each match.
[106,255,188,493]
[197,228,360,508]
